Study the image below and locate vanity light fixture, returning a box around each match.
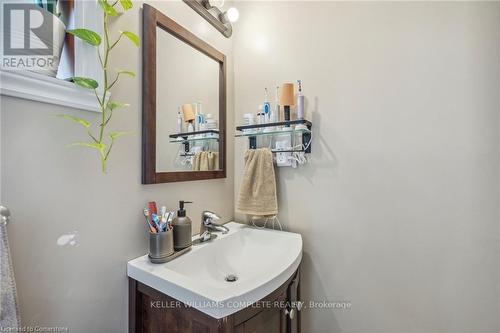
[221,7,239,23]
[206,0,224,9]
[183,0,236,38]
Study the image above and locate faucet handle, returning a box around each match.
[202,211,220,225]
[200,230,212,242]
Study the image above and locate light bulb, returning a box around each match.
[226,7,239,23]
[208,0,224,9]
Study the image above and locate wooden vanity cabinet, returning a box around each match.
[129,268,300,333]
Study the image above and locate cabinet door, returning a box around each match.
[235,306,285,333]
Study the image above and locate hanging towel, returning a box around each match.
[0,222,20,328]
[207,152,219,171]
[192,152,202,171]
[199,152,209,171]
[236,148,278,216]
[192,152,219,171]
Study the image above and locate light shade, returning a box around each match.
[208,0,224,9]
[181,104,195,122]
[280,83,295,106]
[226,7,239,23]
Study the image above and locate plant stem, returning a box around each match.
[99,12,111,143]
[102,158,107,173]
[95,12,112,172]
[87,130,98,143]
[109,34,123,50]
[105,138,115,160]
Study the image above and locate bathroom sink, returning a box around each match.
[127,222,302,318]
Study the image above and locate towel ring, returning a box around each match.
[0,205,11,225]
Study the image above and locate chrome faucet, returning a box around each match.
[199,211,229,242]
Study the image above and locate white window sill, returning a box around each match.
[0,71,100,112]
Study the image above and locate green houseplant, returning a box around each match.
[59,0,140,173]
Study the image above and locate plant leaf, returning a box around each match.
[72,77,99,90]
[98,0,118,16]
[57,114,91,128]
[117,69,135,78]
[119,0,133,11]
[120,31,140,47]
[107,101,130,111]
[67,29,101,46]
[67,142,107,155]
[110,131,134,139]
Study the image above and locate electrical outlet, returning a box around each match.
[275,134,292,167]
[276,152,292,167]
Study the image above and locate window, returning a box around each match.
[0,0,103,112]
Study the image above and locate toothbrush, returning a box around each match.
[159,206,168,231]
[167,211,174,230]
[263,88,271,123]
[143,208,156,233]
[160,206,167,222]
[152,214,162,232]
[148,201,158,215]
[296,80,304,119]
[164,211,171,231]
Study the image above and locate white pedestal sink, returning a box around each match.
[127,221,302,318]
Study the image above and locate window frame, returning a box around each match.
[0,0,104,112]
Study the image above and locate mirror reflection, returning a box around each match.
[155,27,220,173]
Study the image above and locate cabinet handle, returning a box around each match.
[285,308,296,320]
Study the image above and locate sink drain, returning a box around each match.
[225,274,238,282]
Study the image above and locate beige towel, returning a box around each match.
[200,152,209,171]
[236,148,278,216]
[193,152,219,171]
[207,152,219,170]
[192,152,201,171]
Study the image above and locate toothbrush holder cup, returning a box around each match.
[149,231,174,262]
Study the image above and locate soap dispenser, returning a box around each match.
[172,200,193,251]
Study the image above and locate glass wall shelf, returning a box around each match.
[169,130,219,143]
[235,119,312,153]
[235,127,310,138]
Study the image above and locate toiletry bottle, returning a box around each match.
[263,88,271,123]
[257,105,264,125]
[194,103,200,132]
[196,102,205,131]
[274,86,280,123]
[177,107,183,133]
[187,121,194,132]
[172,200,193,251]
[243,113,255,133]
[297,80,304,120]
[205,114,217,130]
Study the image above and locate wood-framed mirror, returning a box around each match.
[142,4,226,184]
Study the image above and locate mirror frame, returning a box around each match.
[142,4,227,184]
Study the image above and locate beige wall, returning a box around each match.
[233,2,500,332]
[2,1,500,332]
[0,1,234,331]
